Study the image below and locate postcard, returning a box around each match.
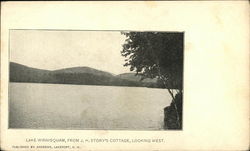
[1,1,249,150]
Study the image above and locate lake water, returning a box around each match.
[9,82,172,130]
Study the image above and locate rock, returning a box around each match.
[164,92,183,130]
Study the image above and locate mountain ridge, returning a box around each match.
[9,62,160,88]
[54,66,114,77]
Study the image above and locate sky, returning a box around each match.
[10,30,131,75]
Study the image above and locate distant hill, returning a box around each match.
[10,62,54,83]
[9,62,161,88]
[54,66,114,77]
[117,73,157,83]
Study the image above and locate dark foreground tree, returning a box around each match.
[121,32,183,129]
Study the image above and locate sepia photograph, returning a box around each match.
[1,1,248,150]
[9,30,184,130]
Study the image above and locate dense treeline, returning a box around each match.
[10,62,164,88]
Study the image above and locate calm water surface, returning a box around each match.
[9,82,172,130]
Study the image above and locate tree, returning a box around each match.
[121,32,183,129]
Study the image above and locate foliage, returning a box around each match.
[121,32,183,91]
